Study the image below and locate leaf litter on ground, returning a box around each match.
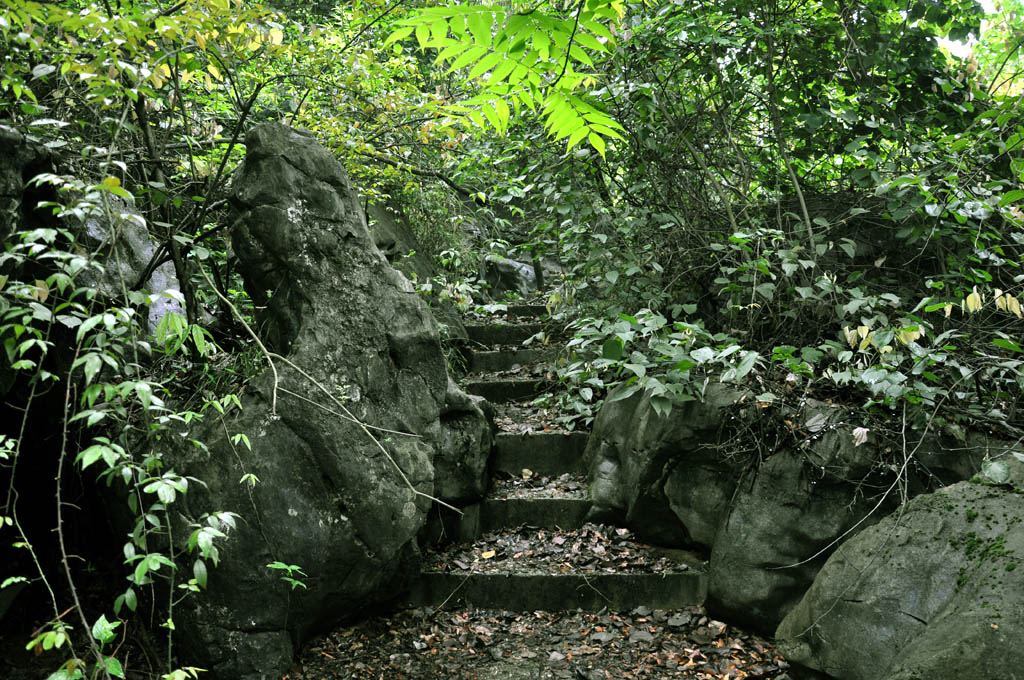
[293,605,789,679]
[490,472,588,500]
[425,523,697,575]
[493,401,577,434]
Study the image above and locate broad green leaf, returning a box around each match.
[415,24,430,50]
[993,338,1024,353]
[435,41,471,64]
[573,32,606,53]
[467,51,505,81]
[981,459,1010,484]
[91,615,119,645]
[447,46,488,74]
[194,559,208,588]
[650,395,673,418]
[602,336,624,360]
[102,656,125,679]
[566,126,589,150]
[998,189,1024,207]
[467,10,492,48]
[690,346,715,363]
[588,132,606,158]
[487,58,520,85]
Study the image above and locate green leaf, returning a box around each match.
[981,459,1010,484]
[650,395,672,419]
[467,51,504,80]
[733,351,759,380]
[624,362,646,378]
[993,338,1024,353]
[998,189,1024,207]
[601,336,624,360]
[486,58,520,85]
[384,26,414,46]
[102,655,125,679]
[91,614,120,645]
[588,132,606,158]
[447,46,488,74]
[467,10,492,48]
[193,559,208,589]
[435,41,470,64]
[690,346,715,363]
[415,24,430,50]
[607,382,641,403]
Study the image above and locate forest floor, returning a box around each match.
[291,603,790,680]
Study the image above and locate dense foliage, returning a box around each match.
[1,0,1022,677]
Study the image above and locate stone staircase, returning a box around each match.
[406,302,707,612]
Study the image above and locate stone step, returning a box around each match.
[493,431,588,476]
[505,303,548,318]
[466,323,545,346]
[421,498,591,544]
[480,498,591,533]
[405,571,706,611]
[469,348,552,373]
[464,378,553,403]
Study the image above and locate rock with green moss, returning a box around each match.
[776,481,1024,680]
[163,123,490,680]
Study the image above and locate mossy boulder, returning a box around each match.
[776,481,1024,680]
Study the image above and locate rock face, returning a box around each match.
[432,378,495,504]
[367,199,468,344]
[482,254,537,298]
[0,125,52,244]
[77,195,184,332]
[585,385,987,632]
[585,383,749,548]
[165,124,490,679]
[776,481,1024,680]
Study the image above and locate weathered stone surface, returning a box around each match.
[776,481,1024,680]
[482,254,537,298]
[162,123,474,680]
[367,200,467,343]
[0,125,52,243]
[707,414,889,631]
[585,383,749,547]
[585,384,991,633]
[76,195,184,332]
[432,377,495,504]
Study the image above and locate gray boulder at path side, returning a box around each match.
[162,123,489,680]
[776,481,1024,680]
[0,125,182,333]
[367,199,467,343]
[585,383,749,548]
[482,253,537,298]
[586,384,987,633]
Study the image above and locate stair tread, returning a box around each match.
[405,572,706,611]
[464,378,554,403]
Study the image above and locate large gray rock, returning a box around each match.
[776,481,1024,680]
[0,125,52,243]
[585,383,749,547]
[707,413,892,631]
[482,254,537,298]
[707,413,988,631]
[367,199,467,344]
[162,124,485,680]
[76,195,184,332]
[585,385,988,632]
[432,378,495,504]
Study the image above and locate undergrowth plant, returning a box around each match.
[1,177,245,680]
